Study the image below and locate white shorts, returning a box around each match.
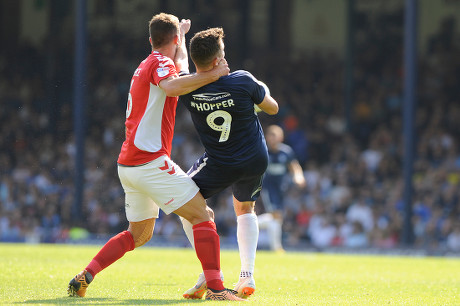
[117,155,200,222]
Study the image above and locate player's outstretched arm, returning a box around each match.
[288,159,306,188]
[159,59,229,97]
[257,95,279,115]
[174,19,191,73]
[255,80,278,115]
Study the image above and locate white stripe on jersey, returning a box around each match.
[134,83,167,152]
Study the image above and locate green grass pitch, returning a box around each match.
[0,243,459,305]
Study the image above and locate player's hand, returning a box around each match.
[212,58,230,78]
[218,58,228,66]
[294,175,307,189]
[179,19,191,36]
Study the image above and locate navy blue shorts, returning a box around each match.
[188,152,268,202]
[260,187,284,212]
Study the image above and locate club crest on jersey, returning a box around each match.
[157,67,170,78]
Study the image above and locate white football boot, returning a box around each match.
[233,276,256,299]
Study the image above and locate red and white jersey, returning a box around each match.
[117,51,178,166]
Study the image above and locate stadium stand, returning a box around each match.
[0,10,459,254]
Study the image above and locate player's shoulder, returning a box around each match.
[221,70,258,87]
[145,51,174,67]
[228,70,256,80]
[278,143,295,154]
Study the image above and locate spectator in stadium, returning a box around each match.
[447,223,460,252]
[178,27,278,299]
[346,196,374,233]
[258,124,306,252]
[344,221,369,248]
[308,206,337,249]
[67,13,244,301]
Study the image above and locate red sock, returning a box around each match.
[85,230,135,277]
[193,221,224,291]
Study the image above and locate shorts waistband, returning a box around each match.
[118,161,153,167]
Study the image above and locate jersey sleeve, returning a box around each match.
[239,70,267,105]
[151,57,178,85]
[283,144,297,163]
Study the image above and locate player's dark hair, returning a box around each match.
[190,27,225,68]
[148,13,179,48]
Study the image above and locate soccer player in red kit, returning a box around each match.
[67,13,244,301]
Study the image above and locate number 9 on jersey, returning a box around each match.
[206,110,232,142]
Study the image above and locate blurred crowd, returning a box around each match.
[0,11,459,254]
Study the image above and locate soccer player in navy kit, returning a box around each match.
[179,28,279,299]
[259,125,306,252]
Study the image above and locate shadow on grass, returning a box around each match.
[15,297,205,305]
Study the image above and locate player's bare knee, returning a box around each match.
[184,211,210,225]
[129,219,155,248]
[174,196,211,225]
[234,200,255,216]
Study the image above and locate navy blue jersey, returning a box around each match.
[263,143,296,210]
[180,70,267,165]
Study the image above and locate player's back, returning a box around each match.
[118,51,178,166]
[180,70,267,165]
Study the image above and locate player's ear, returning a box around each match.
[149,37,153,47]
[212,57,219,67]
[174,34,180,45]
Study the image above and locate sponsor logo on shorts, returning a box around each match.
[159,160,176,175]
[164,198,174,206]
